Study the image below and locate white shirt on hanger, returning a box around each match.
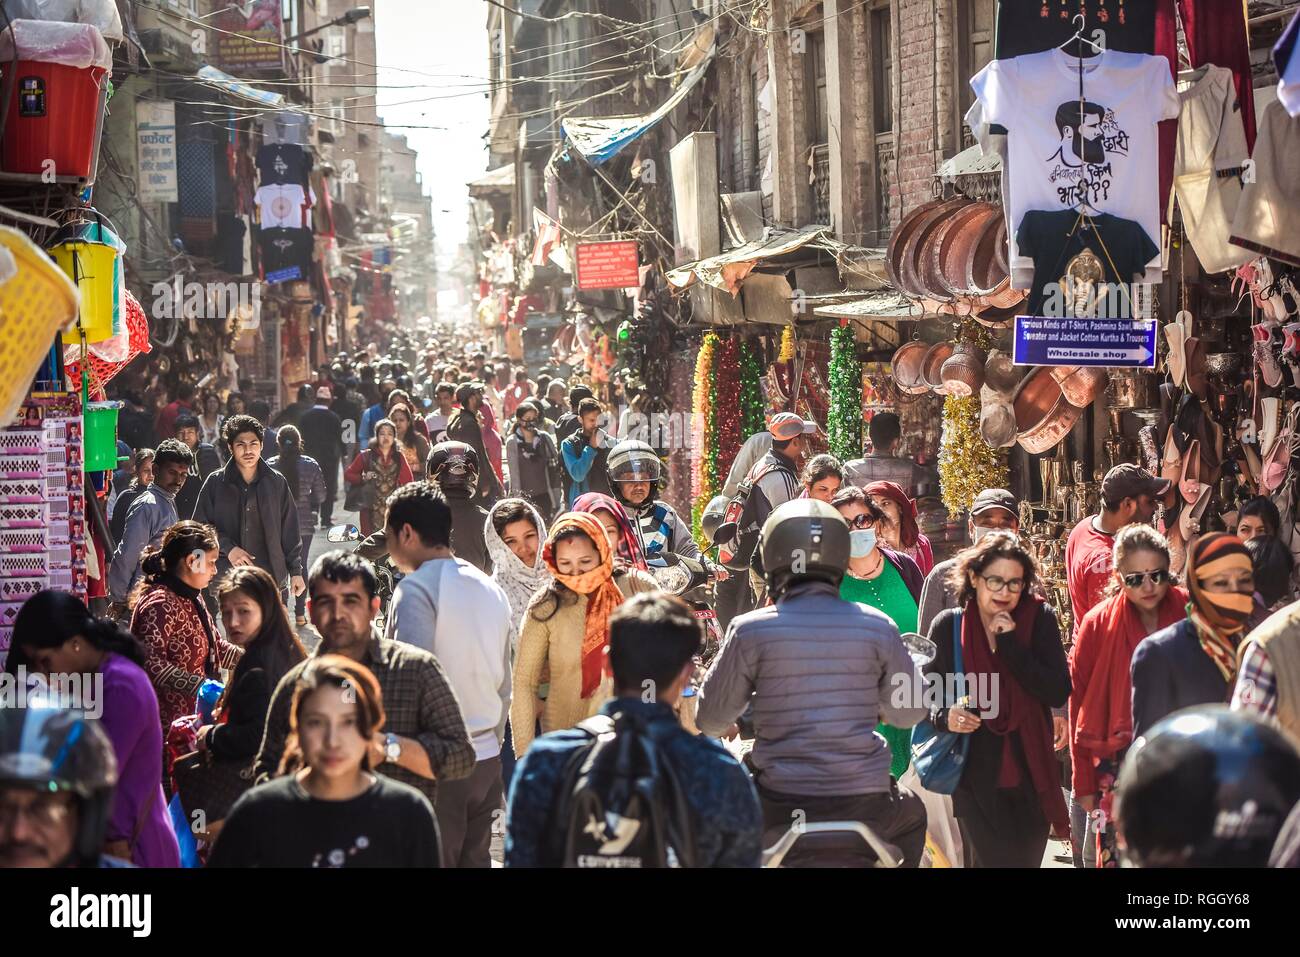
[254,184,309,229]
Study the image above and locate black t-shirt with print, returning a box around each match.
[207,774,442,868]
[1016,209,1159,316]
[256,143,313,187]
[259,226,314,279]
[996,0,1159,59]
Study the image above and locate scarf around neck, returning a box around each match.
[543,511,625,698]
[572,492,648,570]
[485,500,552,648]
[1186,533,1254,682]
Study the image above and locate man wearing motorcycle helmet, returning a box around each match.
[606,439,699,564]
[1114,705,1300,867]
[0,706,124,868]
[696,499,929,867]
[427,441,491,573]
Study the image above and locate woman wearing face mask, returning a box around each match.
[800,454,843,503]
[1131,533,1257,740]
[510,512,655,756]
[924,532,1071,867]
[129,521,242,736]
[865,481,934,575]
[207,656,441,867]
[1069,525,1186,868]
[830,487,924,778]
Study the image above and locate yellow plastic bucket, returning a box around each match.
[52,240,116,345]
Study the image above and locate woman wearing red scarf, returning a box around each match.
[509,512,655,756]
[923,532,1071,867]
[572,491,649,571]
[1069,525,1186,868]
[864,481,934,575]
[1131,533,1257,741]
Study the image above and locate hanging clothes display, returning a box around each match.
[259,227,313,280]
[255,142,313,186]
[1177,0,1256,152]
[971,47,1179,283]
[995,0,1163,59]
[1170,65,1251,274]
[1017,210,1158,316]
[254,183,311,230]
[258,111,311,146]
[1228,100,1300,268]
[1276,8,1300,119]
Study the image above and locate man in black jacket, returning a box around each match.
[173,415,222,519]
[298,386,345,527]
[194,414,305,598]
[445,382,504,506]
[427,441,491,573]
[272,384,315,430]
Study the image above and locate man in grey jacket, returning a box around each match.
[107,440,194,611]
[697,499,929,866]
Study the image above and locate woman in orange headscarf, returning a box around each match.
[509,511,656,756]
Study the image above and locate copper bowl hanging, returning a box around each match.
[930,202,995,298]
[886,199,945,291]
[941,341,987,398]
[891,339,931,395]
[985,349,1023,396]
[901,198,970,298]
[1014,367,1082,454]
[967,212,1010,295]
[922,341,956,394]
[1050,365,1110,408]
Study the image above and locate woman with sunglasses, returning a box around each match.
[1068,525,1186,868]
[1131,533,1257,741]
[830,487,924,780]
[924,532,1071,867]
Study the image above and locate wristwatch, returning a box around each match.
[383,733,402,764]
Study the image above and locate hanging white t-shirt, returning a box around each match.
[254,184,309,230]
[971,48,1180,277]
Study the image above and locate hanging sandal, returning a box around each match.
[1179,439,1203,504]
[1179,483,1214,543]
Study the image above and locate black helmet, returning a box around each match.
[0,706,118,867]
[426,440,479,498]
[700,494,729,545]
[455,381,484,409]
[1114,706,1300,868]
[606,440,663,515]
[759,499,850,597]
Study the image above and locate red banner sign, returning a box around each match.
[575,240,640,290]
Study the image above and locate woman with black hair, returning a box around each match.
[269,425,326,625]
[129,521,241,735]
[200,566,307,764]
[13,590,181,867]
[1234,496,1282,543]
[1246,534,1295,613]
[800,453,844,503]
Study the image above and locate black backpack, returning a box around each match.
[549,709,696,868]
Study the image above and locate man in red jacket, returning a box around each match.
[154,381,195,440]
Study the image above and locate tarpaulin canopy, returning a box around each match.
[196,64,285,108]
[467,165,515,198]
[665,226,838,296]
[561,49,714,166]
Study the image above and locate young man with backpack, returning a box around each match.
[504,592,762,868]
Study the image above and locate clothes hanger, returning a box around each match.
[1059,15,1104,223]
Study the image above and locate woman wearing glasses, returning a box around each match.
[1068,525,1186,868]
[924,532,1071,867]
[830,487,924,780]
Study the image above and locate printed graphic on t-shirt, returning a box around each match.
[1047,99,1129,209]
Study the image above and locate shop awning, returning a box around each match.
[665,226,837,295]
[561,50,714,166]
[195,65,285,109]
[812,291,916,321]
[467,165,515,198]
[936,142,1002,179]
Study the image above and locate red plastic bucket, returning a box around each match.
[1,61,106,179]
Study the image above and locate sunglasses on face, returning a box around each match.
[848,514,874,529]
[1122,569,1170,588]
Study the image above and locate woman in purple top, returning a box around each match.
[10,590,180,867]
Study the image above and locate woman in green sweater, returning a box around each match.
[831,486,925,778]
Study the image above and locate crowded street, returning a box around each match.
[3,3,1300,927]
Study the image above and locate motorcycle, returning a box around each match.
[326,524,400,632]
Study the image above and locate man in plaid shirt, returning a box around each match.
[254,551,476,810]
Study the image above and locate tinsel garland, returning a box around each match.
[779,325,796,362]
[939,394,1010,516]
[739,339,766,438]
[715,336,743,475]
[827,322,862,462]
[691,332,720,545]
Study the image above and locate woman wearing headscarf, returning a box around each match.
[571,491,649,571]
[924,532,1071,867]
[1131,532,1256,740]
[1069,525,1186,868]
[865,480,934,575]
[510,512,655,756]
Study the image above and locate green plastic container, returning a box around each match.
[83,402,120,472]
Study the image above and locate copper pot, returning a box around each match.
[984,349,1022,395]
[886,199,945,291]
[901,198,970,298]
[933,203,997,298]
[891,339,931,395]
[967,213,1008,294]
[922,341,956,393]
[941,342,987,398]
[1109,370,1160,410]
[1051,365,1109,408]
[1014,367,1082,454]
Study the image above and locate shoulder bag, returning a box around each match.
[909,611,971,795]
